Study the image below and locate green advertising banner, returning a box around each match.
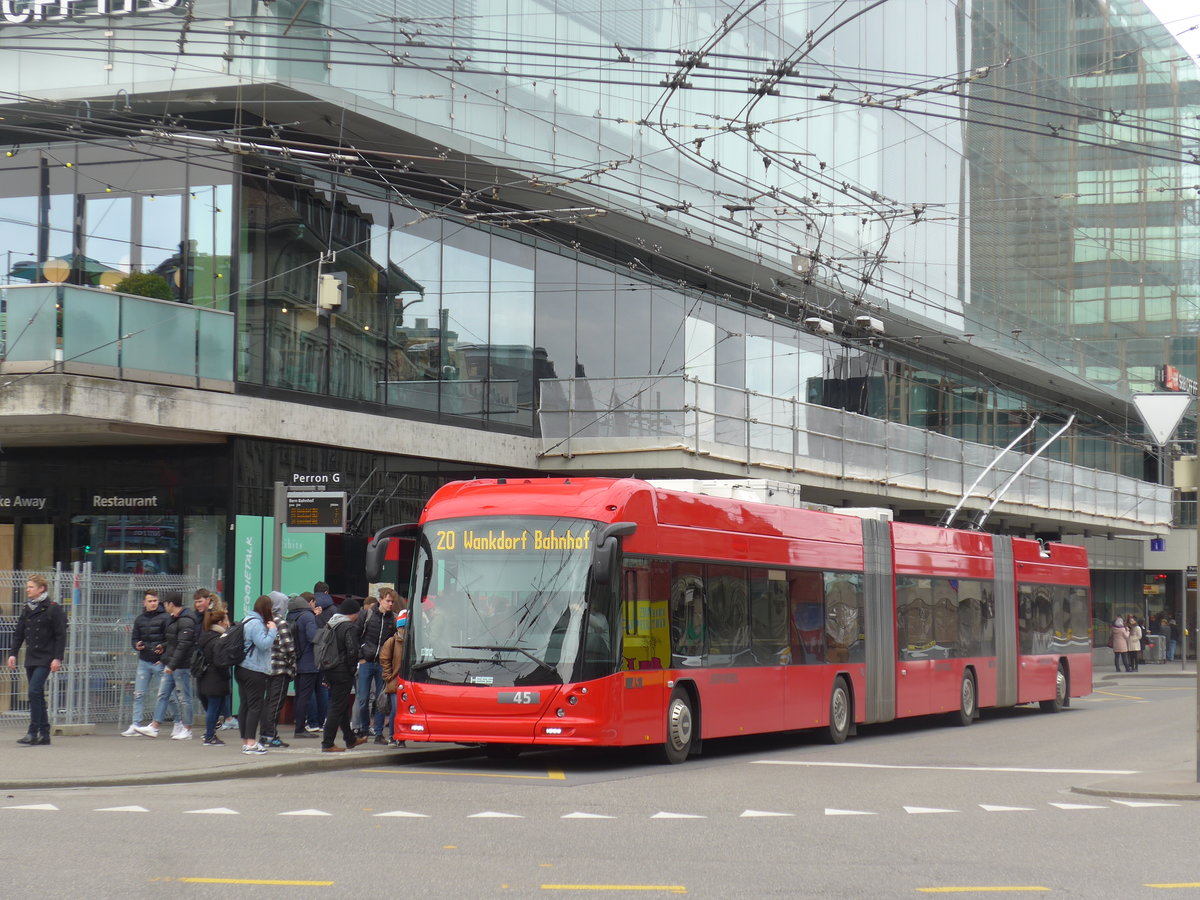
[233,516,326,619]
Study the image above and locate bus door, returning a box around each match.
[895,576,934,716]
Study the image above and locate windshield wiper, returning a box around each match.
[454,644,559,679]
[411,656,487,671]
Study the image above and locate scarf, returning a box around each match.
[27,592,48,613]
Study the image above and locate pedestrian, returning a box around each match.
[1169,617,1180,662]
[195,608,232,746]
[6,575,68,746]
[379,601,407,747]
[1127,615,1143,672]
[320,598,368,753]
[122,590,170,736]
[135,593,198,740]
[356,589,396,743]
[1110,616,1131,672]
[259,591,297,748]
[235,594,278,755]
[314,582,336,626]
[287,592,321,739]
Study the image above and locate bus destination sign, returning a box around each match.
[286,491,347,534]
[434,527,592,552]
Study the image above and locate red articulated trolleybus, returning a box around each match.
[365,477,1092,763]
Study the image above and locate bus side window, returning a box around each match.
[670,563,705,666]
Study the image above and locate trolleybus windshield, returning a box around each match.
[410,516,611,687]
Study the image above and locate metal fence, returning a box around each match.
[0,565,222,728]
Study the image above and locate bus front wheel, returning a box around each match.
[660,688,694,764]
[824,677,851,744]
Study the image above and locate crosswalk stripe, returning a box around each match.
[905,806,958,815]
[373,810,430,817]
[94,805,149,812]
[562,812,616,819]
[825,808,876,816]
[651,811,705,819]
[278,809,332,816]
[183,807,239,815]
[468,811,523,818]
[979,805,1034,812]
[2,803,57,811]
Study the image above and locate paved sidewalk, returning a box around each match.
[0,722,471,790]
[1070,667,1200,802]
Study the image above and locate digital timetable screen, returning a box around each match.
[286,492,347,533]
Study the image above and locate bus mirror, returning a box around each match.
[592,523,635,587]
[365,523,420,581]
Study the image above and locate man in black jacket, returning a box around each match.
[123,590,170,736]
[135,593,197,740]
[6,574,68,746]
[320,598,368,753]
[355,591,397,743]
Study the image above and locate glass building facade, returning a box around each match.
[0,0,1196,578]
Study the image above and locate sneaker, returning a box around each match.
[221,717,240,731]
[304,725,322,734]
[171,727,193,741]
[202,736,225,746]
[264,736,289,749]
[134,724,159,738]
[170,722,184,738]
[374,734,387,745]
[241,743,267,755]
[388,739,406,748]
[322,745,346,753]
[121,724,141,737]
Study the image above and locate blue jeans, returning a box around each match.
[355,661,384,735]
[1168,640,1177,661]
[153,667,194,727]
[26,665,51,736]
[132,659,164,726]
[204,695,225,740]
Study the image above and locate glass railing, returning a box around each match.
[537,375,1172,532]
[0,283,233,389]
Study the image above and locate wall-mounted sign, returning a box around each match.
[0,494,49,511]
[290,472,343,488]
[285,491,346,534]
[1160,364,1198,396]
[1,0,180,26]
[92,493,159,509]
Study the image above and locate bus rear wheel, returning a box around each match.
[954,671,977,726]
[823,677,851,744]
[1040,663,1067,713]
[660,688,694,764]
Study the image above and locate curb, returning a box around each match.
[0,744,475,791]
[1070,784,1200,803]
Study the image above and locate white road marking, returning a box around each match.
[651,811,705,819]
[373,810,430,817]
[2,803,57,811]
[905,806,958,815]
[756,761,1139,775]
[469,811,523,818]
[562,812,616,819]
[1110,800,1179,808]
[979,804,1034,812]
[825,808,877,816]
[184,807,239,815]
[741,810,794,817]
[1048,802,1107,810]
[94,805,149,812]
[278,809,331,816]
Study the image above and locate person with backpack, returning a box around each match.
[258,591,297,748]
[195,608,232,746]
[318,598,368,753]
[135,593,197,740]
[235,595,278,755]
[6,575,68,747]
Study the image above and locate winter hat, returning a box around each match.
[287,595,308,613]
[339,598,361,616]
[315,594,333,609]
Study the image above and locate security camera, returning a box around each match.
[855,315,884,334]
[804,317,834,335]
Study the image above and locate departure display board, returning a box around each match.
[286,491,347,533]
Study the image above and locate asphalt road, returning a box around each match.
[1,673,1195,898]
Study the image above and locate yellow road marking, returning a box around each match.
[365,767,566,781]
[542,886,686,893]
[1094,689,1146,701]
[176,878,334,886]
[1147,884,1200,889]
[917,889,1049,894]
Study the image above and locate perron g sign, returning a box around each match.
[1,0,181,26]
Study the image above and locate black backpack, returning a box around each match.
[313,621,344,671]
[190,640,211,679]
[210,619,250,668]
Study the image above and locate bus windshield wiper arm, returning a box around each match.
[411,656,487,671]
[454,644,556,676]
